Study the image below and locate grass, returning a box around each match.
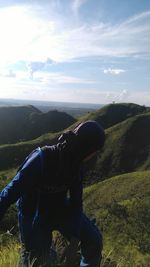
[84,170,150,267]
[92,112,150,181]
[0,239,131,267]
[0,242,20,267]
[80,102,149,129]
[1,242,149,267]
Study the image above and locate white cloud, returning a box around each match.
[0,5,150,64]
[104,68,126,75]
[0,69,16,78]
[72,0,87,13]
[27,58,54,79]
[33,71,95,85]
[61,10,150,60]
[106,89,130,102]
[116,89,130,101]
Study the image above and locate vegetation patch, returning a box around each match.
[84,171,150,266]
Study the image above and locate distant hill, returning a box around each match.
[84,170,150,266]
[0,105,40,144]
[0,106,76,145]
[81,103,149,129]
[0,98,102,118]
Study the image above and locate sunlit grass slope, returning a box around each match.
[84,170,150,266]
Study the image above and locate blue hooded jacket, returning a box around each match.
[0,143,83,237]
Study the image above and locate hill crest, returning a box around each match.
[80,102,149,129]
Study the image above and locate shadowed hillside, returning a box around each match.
[0,105,40,144]
[80,103,149,129]
[0,106,76,145]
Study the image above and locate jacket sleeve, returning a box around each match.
[0,148,41,221]
[69,170,83,238]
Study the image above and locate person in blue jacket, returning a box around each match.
[0,120,105,267]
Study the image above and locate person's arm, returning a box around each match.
[69,170,83,238]
[0,148,41,221]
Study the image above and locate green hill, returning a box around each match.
[0,106,76,145]
[85,112,150,183]
[80,103,149,129]
[0,131,59,171]
[84,170,150,266]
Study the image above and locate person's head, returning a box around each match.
[59,120,105,162]
[73,120,105,160]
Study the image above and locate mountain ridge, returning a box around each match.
[79,102,149,129]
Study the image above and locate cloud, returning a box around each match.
[33,71,95,85]
[65,10,150,60]
[0,4,150,64]
[0,69,16,78]
[116,89,130,101]
[72,0,87,13]
[27,58,54,79]
[106,89,130,102]
[33,9,150,62]
[104,68,126,75]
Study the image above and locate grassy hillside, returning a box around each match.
[0,132,59,171]
[27,109,76,137]
[0,106,76,145]
[80,103,149,129]
[87,112,150,182]
[0,169,18,233]
[84,170,150,266]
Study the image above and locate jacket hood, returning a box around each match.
[59,120,105,161]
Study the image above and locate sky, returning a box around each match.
[0,0,150,105]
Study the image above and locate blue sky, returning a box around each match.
[0,0,150,105]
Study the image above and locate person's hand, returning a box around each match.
[65,237,80,266]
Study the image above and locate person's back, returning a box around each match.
[17,143,77,219]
